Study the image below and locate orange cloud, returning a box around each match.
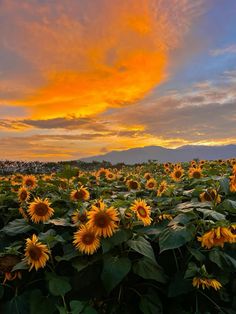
[1,0,202,118]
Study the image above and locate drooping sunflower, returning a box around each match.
[200,189,221,203]
[192,277,222,290]
[189,166,202,179]
[157,214,173,221]
[70,186,90,201]
[71,210,88,225]
[198,226,235,249]
[73,225,100,255]
[170,167,184,182]
[0,254,22,284]
[157,180,168,196]
[24,234,49,271]
[87,202,119,238]
[145,178,157,190]
[28,197,54,223]
[17,187,30,203]
[22,175,37,190]
[126,179,140,190]
[130,199,152,226]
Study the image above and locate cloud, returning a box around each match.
[0,0,203,118]
[211,44,236,56]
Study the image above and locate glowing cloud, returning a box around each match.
[0,0,202,118]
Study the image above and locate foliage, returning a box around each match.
[0,158,236,313]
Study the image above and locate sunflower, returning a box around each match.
[157,214,173,221]
[18,207,28,220]
[87,202,119,238]
[200,189,221,203]
[192,277,222,290]
[73,225,100,255]
[198,226,235,249]
[229,174,236,193]
[71,210,88,225]
[105,171,116,181]
[17,187,30,203]
[70,186,90,201]
[157,180,167,196]
[28,197,54,223]
[24,234,49,271]
[170,167,184,182]
[189,166,202,179]
[130,199,152,226]
[96,168,109,179]
[22,175,37,190]
[126,179,140,190]
[145,178,157,190]
[144,172,152,180]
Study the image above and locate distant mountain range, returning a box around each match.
[80,145,236,164]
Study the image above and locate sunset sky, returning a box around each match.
[0,0,236,161]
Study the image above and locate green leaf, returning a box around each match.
[219,177,230,195]
[46,272,71,296]
[2,293,30,314]
[30,289,56,314]
[127,237,156,264]
[187,248,205,263]
[133,257,167,283]
[2,219,33,236]
[101,229,131,253]
[218,199,236,214]
[195,208,225,220]
[209,250,236,270]
[168,272,193,297]
[101,256,131,292]
[70,301,97,314]
[139,289,163,314]
[12,259,28,272]
[159,225,194,253]
[38,229,65,248]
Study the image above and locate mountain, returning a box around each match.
[80,145,236,164]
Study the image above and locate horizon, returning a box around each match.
[1,0,236,161]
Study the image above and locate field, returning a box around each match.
[0,159,236,314]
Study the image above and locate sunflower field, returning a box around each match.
[0,159,236,314]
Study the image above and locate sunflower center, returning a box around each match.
[28,245,42,261]
[82,232,95,245]
[75,190,86,200]
[94,212,111,228]
[25,179,34,187]
[175,171,182,178]
[193,171,201,179]
[20,190,28,200]
[137,206,147,218]
[79,213,87,223]
[148,183,154,188]
[34,203,49,216]
[130,181,138,189]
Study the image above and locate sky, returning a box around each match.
[0,0,236,161]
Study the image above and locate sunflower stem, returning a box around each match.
[173,250,179,271]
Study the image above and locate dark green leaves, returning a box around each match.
[159,225,194,253]
[101,255,131,292]
[127,236,156,263]
[46,272,71,296]
[2,219,33,236]
[133,257,167,283]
